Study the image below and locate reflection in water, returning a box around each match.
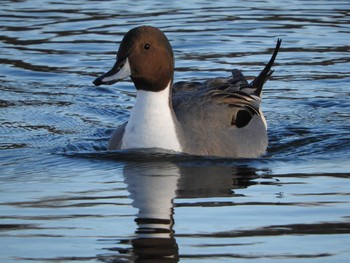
[125,162,179,262]
[101,161,262,262]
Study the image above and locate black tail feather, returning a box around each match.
[251,39,282,96]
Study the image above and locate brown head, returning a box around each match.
[93,26,174,92]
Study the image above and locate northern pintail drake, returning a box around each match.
[93,26,281,158]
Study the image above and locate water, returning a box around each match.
[1,0,350,262]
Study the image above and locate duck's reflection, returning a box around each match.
[124,162,179,262]
[103,160,262,262]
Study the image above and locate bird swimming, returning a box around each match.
[93,26,281,158]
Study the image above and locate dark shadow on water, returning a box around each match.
[63,148,280,165]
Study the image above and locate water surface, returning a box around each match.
[1,0,350,262]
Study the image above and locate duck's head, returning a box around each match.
[93,26,174,92]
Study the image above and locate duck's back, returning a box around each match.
[172,70,268,158]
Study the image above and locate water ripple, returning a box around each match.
[1,0,350,262]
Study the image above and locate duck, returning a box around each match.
[93,26,281,158]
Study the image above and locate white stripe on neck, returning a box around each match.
[121,83,182,152]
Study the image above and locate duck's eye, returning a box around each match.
[231,110,253,128]
[144,43,150,50]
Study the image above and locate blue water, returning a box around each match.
[1,0,350,262]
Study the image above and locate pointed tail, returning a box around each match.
[251,39,282,96]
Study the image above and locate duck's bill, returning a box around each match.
[93,58,131,86]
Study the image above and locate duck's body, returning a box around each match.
[93,26,281,158]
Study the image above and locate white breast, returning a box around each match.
[121,84,182,152]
